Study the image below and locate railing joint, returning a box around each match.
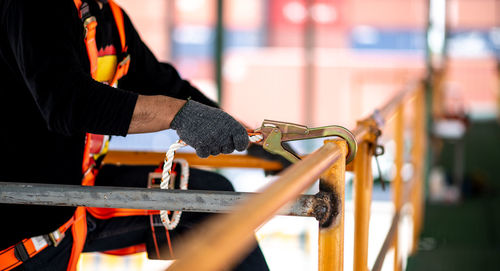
[356,118,382,144]
[313,191,339,228]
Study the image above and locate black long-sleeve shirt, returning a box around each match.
[0,0,216,249]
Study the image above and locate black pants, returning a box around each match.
[15,165,269,271]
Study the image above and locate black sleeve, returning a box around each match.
[5,0,138,136]
[117,10,219,108]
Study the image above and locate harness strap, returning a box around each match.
[75,0,130,86]
[76,1,131,270]
[108,0,127,54]
[3,2,136,270]
[66,207,87,271]
[0,215,76,271]
[107,0,130,87]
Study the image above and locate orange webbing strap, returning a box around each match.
[75,0,129,85]
[0,216,76,271]
[73,0,82,12]
[101,244,146,256]
[108,0,130,87]
[84,18,98,79]
[108,54,130,87]
[108,0,127,53]
[74,0,141,264]
[73,0,98,78]
[87,207,158,220]
[66,207,87,271]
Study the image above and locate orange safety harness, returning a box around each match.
[0,1,152,270]
[74,0,162,265]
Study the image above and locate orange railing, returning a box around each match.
[123,79,427,271]
[1,78,428,270]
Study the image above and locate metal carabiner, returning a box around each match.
[253,120,358,164]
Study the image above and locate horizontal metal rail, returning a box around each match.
[0,79,425,271]
[162,80,426,271]
[0,182,329,218]
[352,80,421,143]
[376,80,421,122]
[370,177,419,271]
[104,151,283,170]
[349,80,426,271]
[371,211,401,271]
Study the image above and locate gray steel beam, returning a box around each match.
[0,182,334,221]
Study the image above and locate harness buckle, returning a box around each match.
[46,229,65,247]
[13,243,29,262]
[82,16,97,39]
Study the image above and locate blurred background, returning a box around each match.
[80,0,499,270]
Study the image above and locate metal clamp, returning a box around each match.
[46,229,65,247]
[253,119,358,164]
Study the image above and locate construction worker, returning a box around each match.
[0,0,269,270]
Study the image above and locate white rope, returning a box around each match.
[248,133,263,143]
[160,140,188,230]
[160,133,263,230]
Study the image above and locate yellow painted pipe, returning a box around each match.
[353,140,373,271]
[104,151,283,171]
[411,87,426,253]
[392,105,404,271]
[318,140,348,271]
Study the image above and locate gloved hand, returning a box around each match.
[170,100,249,158]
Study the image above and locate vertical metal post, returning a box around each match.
[411,86,426,253]
[214,0,224,103]
[498,63,500,121]
[166,0,175,60]
[303,0,315,126]
[318,139,347,271]
[393,105,404,271]
[353,137,374,271]
[423,0,434,198]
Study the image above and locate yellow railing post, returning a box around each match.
[497,66,500,122]
[319,139,347,271]
[393,105,404,271]
[353,121,378,271]
[432,69,445,119]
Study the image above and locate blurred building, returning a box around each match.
[96,1,500,270]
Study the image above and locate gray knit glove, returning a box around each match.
[170,100,249,158]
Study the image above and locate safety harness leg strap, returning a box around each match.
[0,215,76,271]
[66,207,87,271]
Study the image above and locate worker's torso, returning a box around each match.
[0,0,125,249]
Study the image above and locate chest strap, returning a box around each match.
[74,0,130,86]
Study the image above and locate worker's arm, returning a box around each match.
[127,95,185,134]
[129,95,249,157]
